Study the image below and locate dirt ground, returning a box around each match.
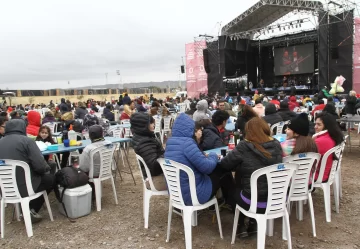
[1,134,360,249]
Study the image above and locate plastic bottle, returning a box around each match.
[68,130,77,144]
[228,135,235,150]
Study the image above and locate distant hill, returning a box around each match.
[74,80,186,89]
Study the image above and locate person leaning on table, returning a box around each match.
[0,119,54,223]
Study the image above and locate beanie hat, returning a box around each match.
[280,101,289,109]
[287,113,309,136]
[89,125,104,142]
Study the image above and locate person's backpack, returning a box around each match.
[54,167,89,221]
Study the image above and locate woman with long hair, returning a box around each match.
[281,113,318,156]
[220,117,283,238]
[313,112,344,182]
[236,104,258,135]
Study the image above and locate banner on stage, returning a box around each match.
[353,18,360,93]
[185,41,208,98]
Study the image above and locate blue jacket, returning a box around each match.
[164,113,218,205]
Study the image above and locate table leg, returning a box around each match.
[122,146,136,185]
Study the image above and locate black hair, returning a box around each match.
[316,113,344,145]
[0,117,6,126]
[323,104,337,116]
[36,125,55,144]
[327,96,333,102]
[319,99,324,105]
[255,98,262,105]
[212,110,230,126]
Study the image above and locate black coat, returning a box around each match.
[220,139,283,202]
[345,96,357,115]
[75,107,88,120]
[277,108,297,121]
[236,116,252,134]
[59,102,69,114]
[263,103,283,127]
[103,108,115,121]
[130,112,164,177]
[200,124,225,151]
[0,120,50,197]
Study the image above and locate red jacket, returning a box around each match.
[311,104,325,116]
[270,99,280,107]
[314,131,336,182]
[26,111,41,136]
[288,96,299,111]
[120,112,130,121]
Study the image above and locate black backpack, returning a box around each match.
[54,167,89,221]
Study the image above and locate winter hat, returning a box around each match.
[89,125,104,142]
[280,101,289,109]
[287,113,309,136]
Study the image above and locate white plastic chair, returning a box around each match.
[88,144,118,211]
[161,116,172,144]
[229,116,237,123]
[0,160,54,238]
[153,115,162,140]
[283,152,321,237]
[270,121,289,135]
[136,155,168,229]
[231,163,299,249]
[43,122,58,134]
[121,119,132,138]
[336,139,347,199]
[178,103,187,113]
[313,144,342,222]
[157,158,223,249]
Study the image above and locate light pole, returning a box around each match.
[105,73,108,85]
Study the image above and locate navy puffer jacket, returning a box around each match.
[164,113,218,205]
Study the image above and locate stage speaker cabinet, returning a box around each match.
[203,49,211,73]
[180,65,185,74]
[331,47,339,59]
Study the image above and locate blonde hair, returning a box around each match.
[350,90,357,96]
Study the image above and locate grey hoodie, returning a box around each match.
[193,100,212,122]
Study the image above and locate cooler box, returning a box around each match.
[58,184,92,219]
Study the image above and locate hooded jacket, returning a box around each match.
[26,111,41,136]
[288,96,299,111]
[193,100,212,122]
[0,119,50,197]
[164,113,218,205]
[263,103,283,127]
[220,139,282,202]
[344,95,357,115]
[253,103,265,117]
[130,113,164,177]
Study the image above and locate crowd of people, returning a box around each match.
[0,89,356,239]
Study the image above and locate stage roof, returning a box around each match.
[221,0,324,35]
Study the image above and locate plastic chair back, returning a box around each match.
[178,104,186,113]
[158,158,200,206]
[283,152,321,200]
[249,163,298,215]
[163,116,172,132]
[121,119,132,137]
[314,144,342,185]
[270,121,288,135]
[89,144,116,179]
[43,122,58,134]
[153,115,162,134]
[0,160,35,201]
[108,126,124,138]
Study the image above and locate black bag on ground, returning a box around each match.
[53,167,89,221]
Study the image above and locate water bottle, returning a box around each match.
[228,135,235,150]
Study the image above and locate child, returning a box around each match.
[36,125,57,174]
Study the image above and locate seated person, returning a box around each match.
[201,110,230,151]
[0,119,53,222]
[35,125,58,174]
[220,117,283,238]
[277,101,297,121]
[42,111,57,124]
[165,113,235,206]
[263,103,283,127]
[26,110,41,136]
[311,99,326,117]
[130,112,167,190]
[78,125,112,178]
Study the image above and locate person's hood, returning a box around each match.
[265,103,277,115]
[130,112,154,137]
[27,111,41,127]
[5,119,27,136]
[196,99,208,112]
[243,139,282,162]
[289,96,297,102]
[171,113,195,138]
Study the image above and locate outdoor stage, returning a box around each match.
[191,0,357,97]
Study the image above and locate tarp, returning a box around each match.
[185,41,208,98]
[353,17,360,93]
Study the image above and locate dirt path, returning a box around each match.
[1,140,360,249]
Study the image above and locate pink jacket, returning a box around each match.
[313,131,336,182]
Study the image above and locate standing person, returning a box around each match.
[344,90,357,130]
[58,98,69,114]
[0,119,54,222]
[165,113,235,207]
[281,113,318,156]
[131,112,167,190]
[219,117,283,237]
[122,93,131,106]
[313,113,344,182]
[26,110,41,136]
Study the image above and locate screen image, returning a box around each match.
[274,43,314,76]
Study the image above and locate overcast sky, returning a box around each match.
[0,0,260,90]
